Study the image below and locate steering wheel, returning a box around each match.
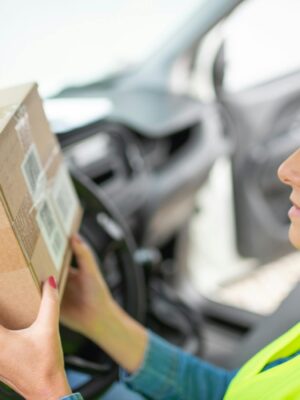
[0,168,146,399]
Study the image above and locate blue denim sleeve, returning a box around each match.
[60,394,84,400]
[120,331,237,400]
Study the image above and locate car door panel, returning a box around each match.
[220,71,300,262]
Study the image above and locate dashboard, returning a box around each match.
[47,89,227,248]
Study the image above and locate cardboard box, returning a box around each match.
[0,83,82,329]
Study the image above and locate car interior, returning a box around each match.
[1,0,300,398]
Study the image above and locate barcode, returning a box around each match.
[36,198,67,271]
[56,189,71,220]
[39,201,55,237]
[52,230,64,257]
[52,166,78,235]
[22,145,42,198]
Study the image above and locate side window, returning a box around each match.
[223,0,300,92]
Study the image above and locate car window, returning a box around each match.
[1,0,203,97]
[223,0,300,92]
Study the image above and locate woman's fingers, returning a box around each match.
[71,234,99,274]
[34,276,59,328]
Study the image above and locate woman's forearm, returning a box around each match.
[87,299,148,373]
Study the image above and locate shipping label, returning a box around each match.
[21,144,46,204]
[51,164,78,236]
[36,197,67,271]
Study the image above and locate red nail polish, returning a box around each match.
[48,276,57,289]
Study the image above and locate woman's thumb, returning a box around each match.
[35,276,59,327]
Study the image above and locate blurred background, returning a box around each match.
[2,0,300,313]
[2,0,300,96]
[2,1,300,396]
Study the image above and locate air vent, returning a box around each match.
[92,169,115,185]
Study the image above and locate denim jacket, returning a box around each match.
[61,332,235,400]
[61,331,300,400]
[60,394,84,400]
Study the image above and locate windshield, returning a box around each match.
[1,0,204,97]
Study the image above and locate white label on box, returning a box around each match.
[36,197,67,271]
[51,164,78,236]
[21,144,46,203]
[14,106,33,152]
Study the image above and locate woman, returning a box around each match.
[0,148,300,400]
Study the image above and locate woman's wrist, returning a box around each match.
[79,293,115,341]
[85,296,119,343]
[87,299,148,373]
[40,371,72,400]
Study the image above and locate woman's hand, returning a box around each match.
[61,235,148,374]
[60,235,113,342]
[0,277,71,400]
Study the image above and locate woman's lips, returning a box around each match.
[288,204,300,219]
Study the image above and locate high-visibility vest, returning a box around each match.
[224,322,300,400]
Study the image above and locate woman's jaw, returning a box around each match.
[288,223,300,249]
[288,196,300,249]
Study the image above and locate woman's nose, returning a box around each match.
[277,150,300,187]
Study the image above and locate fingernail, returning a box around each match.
[48,276,57,289]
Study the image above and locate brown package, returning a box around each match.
[0,82,82,329]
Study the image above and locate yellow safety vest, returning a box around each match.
[224,322,300,400]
